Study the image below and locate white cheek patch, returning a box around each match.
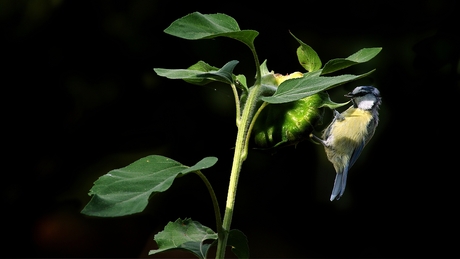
[356,95,376,110]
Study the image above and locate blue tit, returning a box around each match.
[310,86,381,201]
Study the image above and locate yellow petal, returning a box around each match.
[274,71,303,85]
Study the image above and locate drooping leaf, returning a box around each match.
[149,218,218,259]
[154,60,239,86]
[319,94,350,109]
[197,60,240,85]
[164,12,258,49]
[227,229,250,259]
[290,32,322,72]
[262,70,375,104]
[81,156,218,217]
[321,47,382,75]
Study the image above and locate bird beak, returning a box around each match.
[344,92,353,98]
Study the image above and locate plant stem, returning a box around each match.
[195,171,222,237]
[230,82,241,127]
[215,41,263,259]
[215,84,261,259]
[242,101,268,159]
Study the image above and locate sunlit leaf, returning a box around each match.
[81,156,218,217]
[262,70,375,104]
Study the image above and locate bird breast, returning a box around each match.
[325,107,373,150]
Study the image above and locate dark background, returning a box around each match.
[3,0,459,258]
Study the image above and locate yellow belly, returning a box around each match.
[331,108,372,145]
[323,107,373,173]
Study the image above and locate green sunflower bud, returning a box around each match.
[252,72,349,148]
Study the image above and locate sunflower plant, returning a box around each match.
[81,12,381,258]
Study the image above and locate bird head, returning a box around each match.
[345,86,381,110]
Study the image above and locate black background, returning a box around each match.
[3,0,459,258]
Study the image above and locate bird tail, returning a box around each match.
[330,165,349,201]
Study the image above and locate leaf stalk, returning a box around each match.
[195,171,223,238]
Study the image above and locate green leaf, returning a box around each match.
[164,12,258,48]
[319,95,350,110]
[228,229,250,259]
[154,67,207,80]
[290,31,322,72]
[260,59,271,76]
[235,74,248,90]
[154,60,239,86]
[183,61,220,85]
[148,219,249,259]
[149,218,218,259]
[188,60,219,72]
[81,156,218,217]
[262,70,375,104]
[198,60,239,85]
[321,47,382,75]
[259,60,278,87]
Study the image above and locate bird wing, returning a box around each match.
[349,116,378,169]
[348,140,366,169]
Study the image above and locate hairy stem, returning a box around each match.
[215,41,262,259]
[215,84,261,258]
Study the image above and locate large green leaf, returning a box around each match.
[262,70,375,104]
[321,47,382,75]
[164,12,258,48]
[149,218,218,259]
[81,156,218,217]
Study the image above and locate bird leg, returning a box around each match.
[333,110,345,121]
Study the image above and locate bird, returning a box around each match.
[310,86,382,201]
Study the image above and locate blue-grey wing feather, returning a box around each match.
[350,117,378,168]
[349,140,366,169]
